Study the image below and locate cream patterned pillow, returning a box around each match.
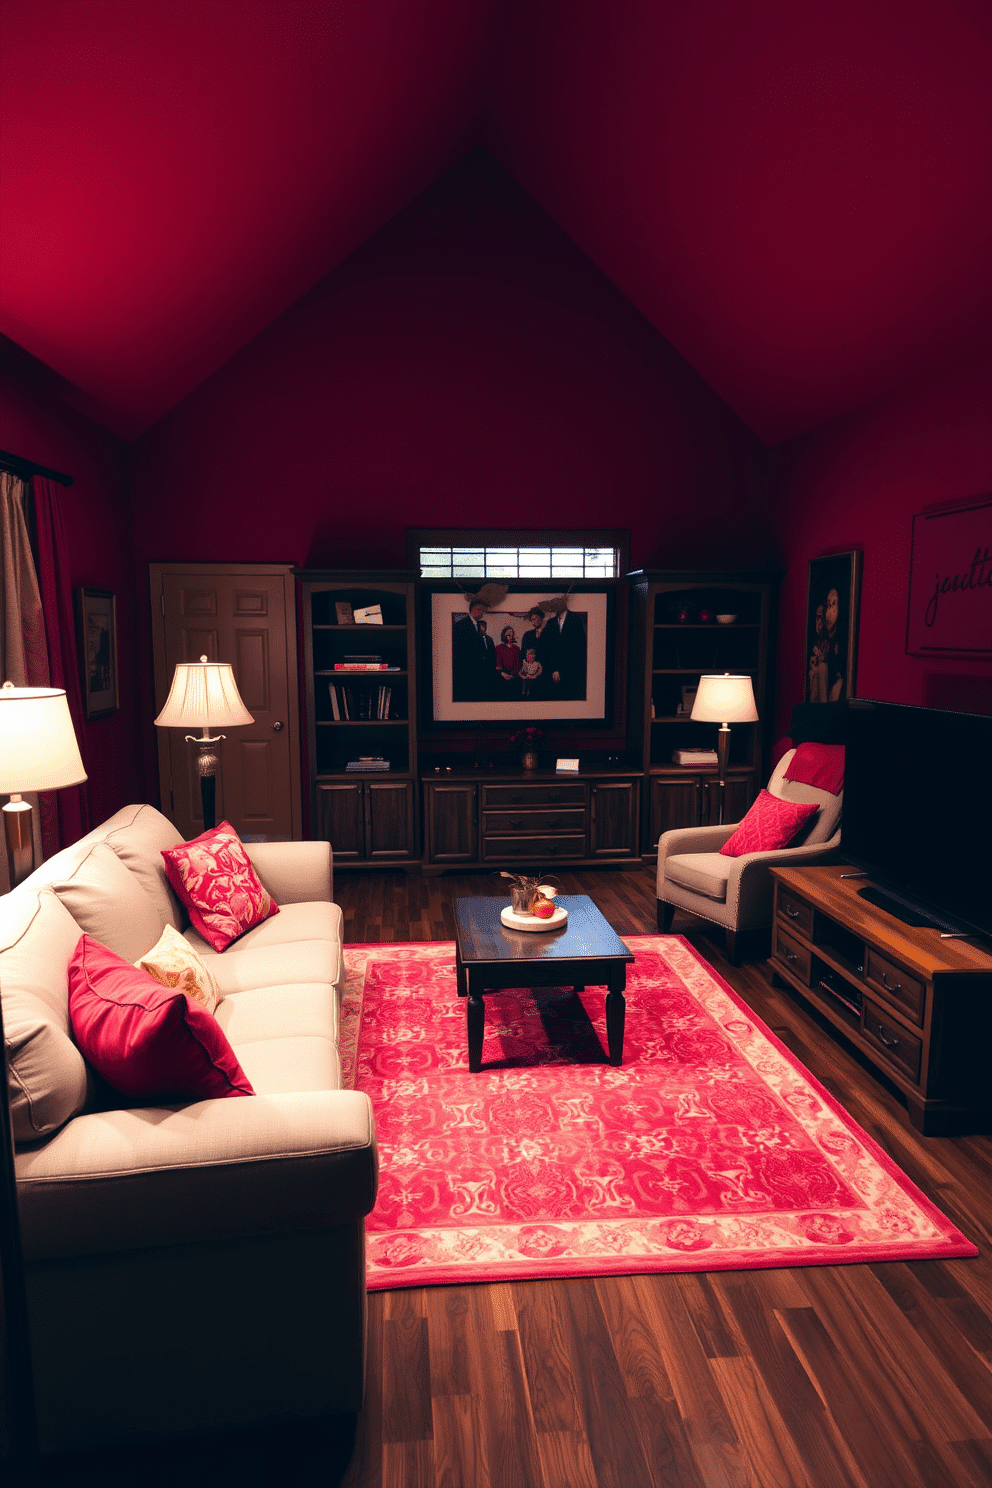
[134,924,219,1015]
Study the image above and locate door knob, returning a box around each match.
[272,720,284,732]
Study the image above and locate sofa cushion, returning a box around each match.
[0,889,91,1142]
[214,982,341,1092]
[719,790,819,858]
[162,822,279,953]
[101,803,187,931]
[68,935,254,1102]
[664,852,733,902]
[206,939,342,1003]
[186,899,343,961]
[135,923,219,1015]
[50,842,166,962]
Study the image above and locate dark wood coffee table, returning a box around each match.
[452,895,635,1072]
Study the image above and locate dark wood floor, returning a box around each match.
[334,866,992,1488]
[36,865,992,1488]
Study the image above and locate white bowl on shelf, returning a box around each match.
[716,613,737,625]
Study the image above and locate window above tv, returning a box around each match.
[407,528,629,581]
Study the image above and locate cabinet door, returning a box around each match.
[590,781,639,857]
[366,780,415,859]
[427,783,478,862]
[702,775,752,827]
[650,776,701,848]
[316,782,365,860]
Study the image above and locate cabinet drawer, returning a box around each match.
[484,783,586,808]
[774,927,812,984]
[484,808,585,836]
[482,834,585,862]
[865,949,925,1026]
[863,1000,923,1084]
[776,892,814,938]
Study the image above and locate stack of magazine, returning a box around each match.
[345,756,391,772]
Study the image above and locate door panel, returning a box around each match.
[317,783,365,859]
[590,781,638,856]
[366,780,415,858]
[152,565,301,841]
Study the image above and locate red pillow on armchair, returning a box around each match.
[719,790,820,858]
[162,820,279,953]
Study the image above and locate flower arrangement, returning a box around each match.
[507,725,546,750]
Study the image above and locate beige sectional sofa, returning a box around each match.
[0,804,378,1454]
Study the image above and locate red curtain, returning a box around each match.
[33,477,92,852]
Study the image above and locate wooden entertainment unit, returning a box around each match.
[769,864,992,1135]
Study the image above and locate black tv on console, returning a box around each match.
[842,699,992,942]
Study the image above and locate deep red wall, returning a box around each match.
[772,354,992,740]
[131,152,772,576]
[0,344,146,822]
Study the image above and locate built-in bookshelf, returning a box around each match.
[296,570,419,866]
[626,570,778,857]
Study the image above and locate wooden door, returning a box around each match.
[590,780,639,857]
[366,780,415,859]
[151,564,301,841]
[317,782,365,860]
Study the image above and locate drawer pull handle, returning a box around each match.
[783,948,798,963]
[785,905,801,919]
[880,972,902,994]
[548,792,562,802]
[876,1030,899,1048]
[510,818,522,828]
[548,844,558,854]
[548,817,559,828]
[511,793,522,803]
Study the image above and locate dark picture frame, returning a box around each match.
[422,581,616,726]
[805,551,862,705]
[75,587,119,719]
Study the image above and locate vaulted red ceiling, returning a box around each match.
[2,0,989,443]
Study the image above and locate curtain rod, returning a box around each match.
[0,448,73,487]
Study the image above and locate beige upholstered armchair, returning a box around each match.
[657,748,843,963]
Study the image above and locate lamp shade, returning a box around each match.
[154,656,254,730]
[0,684,88,793]
[691,674,759,724]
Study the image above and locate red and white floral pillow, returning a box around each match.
[719,790,819,858]
[161,821,279,952]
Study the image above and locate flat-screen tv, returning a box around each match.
[843,699,992,941]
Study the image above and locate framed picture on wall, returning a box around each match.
[905,494,991,657]
[805,551,862,705]
[424,583,614,725]
[75,587,119,719]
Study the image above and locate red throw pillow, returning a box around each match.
[68,935,254,1101]
[161,820,278,953]
[719,790,820,858]
[784,741,845,795]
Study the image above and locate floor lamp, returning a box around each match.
[0,682,88,1477]
[691,673,759,825]
[154,656,254,831]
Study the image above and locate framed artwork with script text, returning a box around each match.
[905,495,992,657]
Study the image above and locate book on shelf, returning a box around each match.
[672,748,719,766]
[344,654,382,662]
[333,662,396,671]
[345,758,391,771]
[327,683,340,720]
[353,604,383,625]
[334,601,354,625]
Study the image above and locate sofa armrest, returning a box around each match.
[244,840,333,905]
[16,1089,376,1261]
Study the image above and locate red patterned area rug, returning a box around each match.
[339,935,977,1290]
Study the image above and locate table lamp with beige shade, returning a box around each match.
[154,656,254,831]
[690,673,759,824]
[0,682,88,888]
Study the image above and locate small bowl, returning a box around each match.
[716,613,737,625]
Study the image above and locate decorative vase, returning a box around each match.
[521,750,539,771]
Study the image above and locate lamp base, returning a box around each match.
[3,797,35,888]
[716,725,731,826]
[186,733,224,832]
